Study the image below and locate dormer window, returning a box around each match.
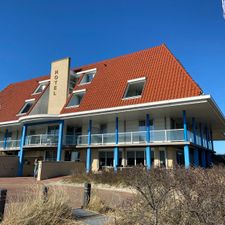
[19,99,35,115]
[33,80,49,94]
[76,68,96,85]
[67,89,86,108]
[80,72,95,84]
[123,77,146,99]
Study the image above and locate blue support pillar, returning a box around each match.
[86,120,92,173]
[199,123,203,147]
[56,120,64,161]
[210,129,214,151]
[205,127,209,150]
[183,111,190,169]
[18,125,27,176]
[3,129,8,150]
[192,118,199,167]
[114,117,119,172]
[201,150,206,168]
[145,114,151,170]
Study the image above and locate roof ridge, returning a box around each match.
[72,44,165,71]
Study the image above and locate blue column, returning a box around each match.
[210,129,214,151]
[183,110,190,169]
[199,123,203,147]
[201,149,206,168]
[18,125,27,176]
[145,114,151,170]
[57,120,64,161]
[192,118,199,167]
[86,120,92,173]
[114,117,119,172]
[3,129,8,150]
[205,127,209,150]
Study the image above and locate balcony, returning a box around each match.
[0,140,20,150]
[25,134,58,147]
[76,129,186,146]
[9,129,212,150]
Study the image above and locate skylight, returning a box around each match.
[67,90,86,107]
[123,78,146,99]
[33,81,48,94]
[19,99,35,115]
[79,72,95,85]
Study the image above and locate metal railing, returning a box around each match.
[25,134,58,146]
[0,141,4,150]
[0,140,20,150]
[77,129,188,146]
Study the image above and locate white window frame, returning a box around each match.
[66,89,86,108]
[17,99,35,116]
[32,80,49,95]
[123,77,146,100]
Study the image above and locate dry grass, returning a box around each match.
[2,185,82,225]
[87,190,114,214]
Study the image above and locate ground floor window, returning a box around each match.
[99,151,122,169]
[44,150,57,161]
[159,150,166,167]
[126,149,155,167]
[127,150,145,166]
[64,151,80,161]
[176,150,184,165]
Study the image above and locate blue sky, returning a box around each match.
[0,0,224,153]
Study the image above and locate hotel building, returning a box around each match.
[0,44,224,176]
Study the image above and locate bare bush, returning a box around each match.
[112,166,225,225]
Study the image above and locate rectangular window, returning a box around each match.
[124,78,145,99]
[80,72,95,85]
[33,82,48,94]
[19,100,35,115]
[100,124,107,134]
[127,151,135,166]
[99,151,122,169]
[64,151,80,161]
[67,90,86,107]
[159,150,166,167]
[45,150,57,161]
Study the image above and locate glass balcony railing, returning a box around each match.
[76,129,197,146]
[0,141,4,149]
[0,140,20,150]
[0,129,212,150]
[25,134,58,146]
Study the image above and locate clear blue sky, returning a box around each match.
[0,0,224,153]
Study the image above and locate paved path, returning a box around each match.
[73,208,113,225]
[0,176,133,224]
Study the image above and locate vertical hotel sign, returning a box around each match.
[48,58,70,114]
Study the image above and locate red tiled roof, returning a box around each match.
[0,76,49,122]
[61,44,202,114]
[0,44,202,123]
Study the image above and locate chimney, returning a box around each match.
[48,57,70,114]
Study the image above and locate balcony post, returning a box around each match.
[205,127,209,150]
[57,120,64,161]
[86,120,92,173]
[192,118,199,167]
[3,129,8,150]
[210,128,214,151]
[18,125,27,176]
[146,114,151,170]
[114,116,119,172]
[183,110,190,169]
[199,123,203,147]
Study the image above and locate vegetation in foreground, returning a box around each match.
[1,185,81,225]
[68,166,225,225]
